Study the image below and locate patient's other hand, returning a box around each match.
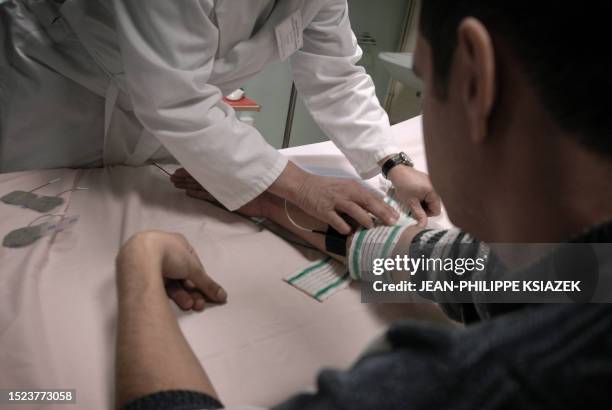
[171,168,273,218]
[117,231,228,311]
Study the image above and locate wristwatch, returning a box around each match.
[382,152,414,179]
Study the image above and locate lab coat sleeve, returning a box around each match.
[290,0,402,180]
[112,0,288,211]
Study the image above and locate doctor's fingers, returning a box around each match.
[406,198,428,228]
[350,190,399,226]
[424,190,442,217]
[325,211,353,235]
[336,200,375,229]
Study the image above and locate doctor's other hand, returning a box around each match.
[270,162,399,235]
[116,231,228,311]
[387,165,442,227]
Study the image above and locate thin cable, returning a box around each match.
[258,219,319,251]
[284,199,321,233]
[55,187,89,197]
[153,163,172,176]
[28,177,62,193]
[27,213,65,227]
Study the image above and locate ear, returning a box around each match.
[455,17,496,143]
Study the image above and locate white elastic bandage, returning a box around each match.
[348,224,411,281]
[284,257,350,302]
[385,189,414,225]
[348,188,416,281]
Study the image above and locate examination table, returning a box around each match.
[0,116,452,409]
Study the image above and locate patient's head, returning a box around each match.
[414,1,612,242]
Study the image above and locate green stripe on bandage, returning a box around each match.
[288,257,332,283]
[351,228,368,280]
[381,225,403,282]
[382,226,403,258]
[314,272,350,301]
[350,223,410,282]
[284,258,351,302]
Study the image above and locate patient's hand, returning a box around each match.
[117,231,228,311]
[171,168,272,218]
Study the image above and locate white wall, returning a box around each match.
[388,0,422,124]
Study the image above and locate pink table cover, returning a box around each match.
[0,117,452,409]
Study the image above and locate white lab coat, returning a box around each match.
[3,0,400,210]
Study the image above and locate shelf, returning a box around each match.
[223,96,261,112]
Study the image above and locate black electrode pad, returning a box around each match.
[325,226,348,257]
[3,225,44,248]
[1,191,38,206]
[26,196,65,213]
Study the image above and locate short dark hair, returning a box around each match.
[419,1,612,156]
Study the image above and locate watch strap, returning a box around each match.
[382,152,413,179]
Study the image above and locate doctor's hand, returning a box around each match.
[270,162,399,234]
[117,231,228,311]
[387,165,442,227]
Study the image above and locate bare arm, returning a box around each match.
[172,168,426,266]
[115,232,226,409]
[262,194,423,263]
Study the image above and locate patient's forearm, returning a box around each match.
[115,264,217,408]
[263,195,348,263]
[261,195,424,265]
